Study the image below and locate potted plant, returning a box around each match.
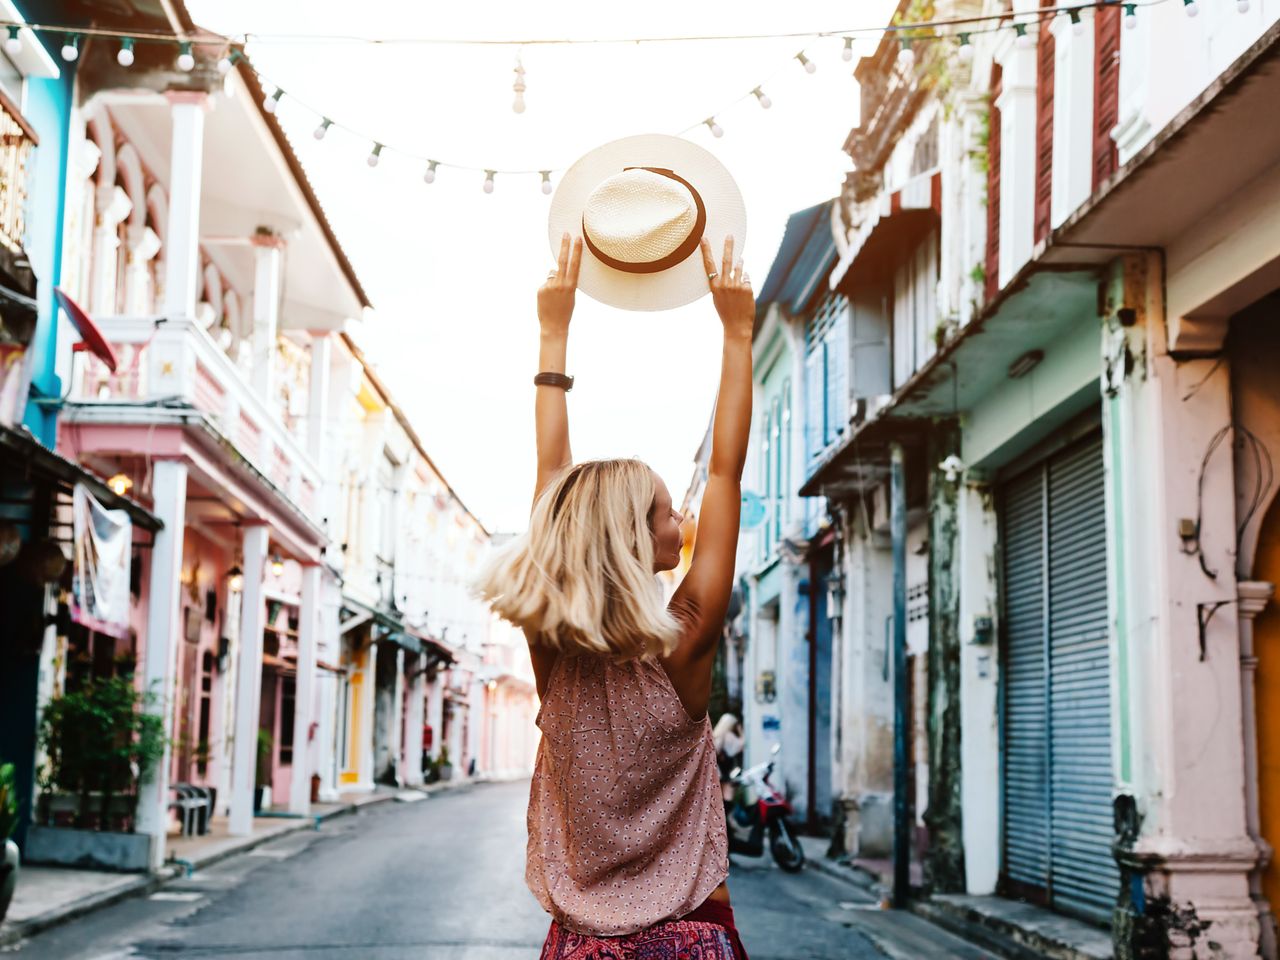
[254,730,273,812]
[438,746,453,782]
[27,677,165,871]
[0,763,19,923]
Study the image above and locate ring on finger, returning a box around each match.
[707,271,719,280]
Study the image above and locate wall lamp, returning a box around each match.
[1007,349,1044,379]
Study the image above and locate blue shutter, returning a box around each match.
[805,344,823,465]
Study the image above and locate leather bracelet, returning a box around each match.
[534,371,574,391]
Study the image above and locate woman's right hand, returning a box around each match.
[701,235,754,342]
[538,232,583,337]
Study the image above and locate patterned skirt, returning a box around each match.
[539,899,747,960]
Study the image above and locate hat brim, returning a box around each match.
[548,134,747,313]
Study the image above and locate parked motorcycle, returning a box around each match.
[724,743,805,873]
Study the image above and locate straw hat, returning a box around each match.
[548,133,747,312]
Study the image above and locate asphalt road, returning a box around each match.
[12,781,889,960]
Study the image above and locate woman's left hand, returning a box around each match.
[538,233,583,337]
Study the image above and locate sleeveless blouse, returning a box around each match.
[526,653,729,937]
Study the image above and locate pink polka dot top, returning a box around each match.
[526,652,730,937]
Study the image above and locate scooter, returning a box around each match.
[724,743,805,873]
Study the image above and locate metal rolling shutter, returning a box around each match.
[1002,466,1049,890]
[1001,432,1116,924]
[1047,434,1118,921]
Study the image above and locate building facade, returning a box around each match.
[741,1,1280,956]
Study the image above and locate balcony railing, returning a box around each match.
[0,87,36,262]
[73,316,321,522]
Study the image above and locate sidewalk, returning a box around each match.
[0,779,469,947]
[799,837,1114,960]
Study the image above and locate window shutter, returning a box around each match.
[1093,4,1121,191]
[805,334,824,464]
[985,64,1003,302]
[824,317,849,446]
[1034,2,1055,244]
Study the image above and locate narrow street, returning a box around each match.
[11,782,893,960]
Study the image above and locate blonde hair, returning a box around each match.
[475,459,681,660]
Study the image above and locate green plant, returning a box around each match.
[969,262,986,285]
[439,745,451,768]
[255,730,273,788]
[37,676,165,831]
[0,763,18,840]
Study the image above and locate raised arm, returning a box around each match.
[533,234,583,506]
[668,236,754,667]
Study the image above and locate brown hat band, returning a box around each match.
[581,167,707,275]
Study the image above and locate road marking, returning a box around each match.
[394,791,427,803]
[148,891,205,902]
[247,847,295,858]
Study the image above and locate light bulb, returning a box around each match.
[957,34,974,63]
[1014,25,1034,49]
[217,52,235,75]
[842,37,854,62]
[704,118,724,138]
[366,143,382,168]
[540,172,553,195]
[177,42,195,72]
[483,171,495,194]
[752,87,772,109]
[263,88,283,114]
[313,118,332,140]
[5,27,21,57]
[512,91,525,114]
[423,160,438,184]
[1183,0,1199,16]
[61,36,79,62]
[1237,0,1250,10]
[795,52,816,74]
[117,38,135,67]
[897,41,915,68]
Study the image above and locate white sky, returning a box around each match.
[188,0,898,533]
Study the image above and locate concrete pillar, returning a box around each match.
[957,476,1001,894]
[250,235,284,401]
[288,564,321,813]
[163,92,208,320]
[314,575,342,801]
[214,588,242,817]
[135,460,188,869]
[1049,10,1095,229]
[1108,253,1260,955]
[995,43,1037,287]
[359,639,378,789]
[307,336,330,463]
[404,654,426,785]
[228,525,269,835]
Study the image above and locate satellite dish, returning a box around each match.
[740,491,766,530]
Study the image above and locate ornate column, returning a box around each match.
[89,185,131,316]
[1240,580,1277,957]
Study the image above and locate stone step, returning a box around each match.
[914,894,1113,960]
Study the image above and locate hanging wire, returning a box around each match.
[0,0,1173,181]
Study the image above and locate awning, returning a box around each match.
[829,170,941,291]
[55,287,119,372]
[755,200,837,324]
[340,595,420,652]
[0,424,162,531]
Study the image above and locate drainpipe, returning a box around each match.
[807,550,819,832]
[890,441,910,908]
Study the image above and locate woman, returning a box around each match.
[478,230,754,959]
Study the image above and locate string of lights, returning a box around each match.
[0,0,1203,191]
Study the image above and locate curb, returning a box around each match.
[0,779,476,947]
[804,851,889,899]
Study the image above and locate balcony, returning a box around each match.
[71,315,321,523]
